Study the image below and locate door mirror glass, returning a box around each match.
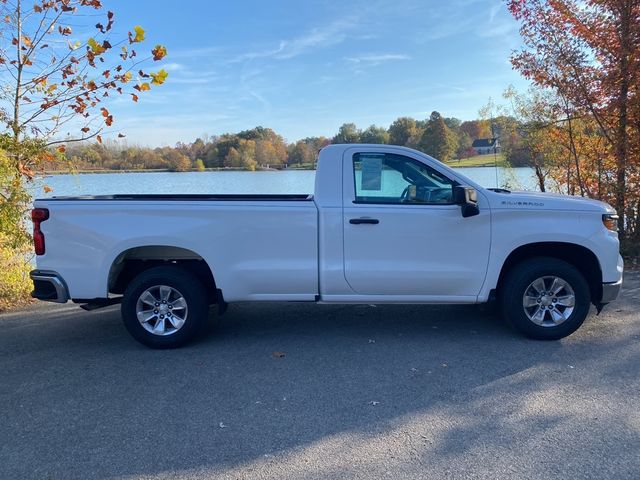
[453,185,480,218]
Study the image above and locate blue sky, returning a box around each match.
[108,0,529,146]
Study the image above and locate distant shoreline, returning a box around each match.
[43,166,316,175]
[43,161,506,175]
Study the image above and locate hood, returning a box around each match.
[487,190,615,214]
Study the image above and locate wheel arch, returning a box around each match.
[107,245,220,304]
[495,242,602,304]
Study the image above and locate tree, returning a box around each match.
[460,120,491,140]
[256,140,277,166]
[162,148,191,172]
[508,0,640,237]
[288,140,315,165]
[0,0,168,169]
[194,159,205,172]
[0,0,167,305]
[225,139,256,170]
[332,123,361,144]
[388,117,419,146]
[360,125,390,144]
[456,131,473,159]
[417,111,457,162]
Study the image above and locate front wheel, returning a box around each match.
[500,257,591,340]
[121,266,209,348]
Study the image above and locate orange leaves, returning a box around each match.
[151,45,167,61]
[100,107,113,126]
[3,2,164,149]
[150,69,168,86]
[56,145,66,153]
[80,0,104,8]
[133,82,150,92]
[128,25,145,43]
[43,185,53,193]
[18,162,35,179]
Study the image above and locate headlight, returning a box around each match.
[602,214,619,232]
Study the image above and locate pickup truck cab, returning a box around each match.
[30,144,624,348]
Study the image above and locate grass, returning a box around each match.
[444,153,507,168]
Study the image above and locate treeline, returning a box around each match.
[52,113,523,172]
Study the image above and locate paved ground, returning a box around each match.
[1,273,638,480]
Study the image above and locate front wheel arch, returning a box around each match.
[495,242,602,305]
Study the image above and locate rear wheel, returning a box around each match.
[121,266,209,348]
[500,257,591,340]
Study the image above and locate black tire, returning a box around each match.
[121,266,209,348]
[500,257,591,340]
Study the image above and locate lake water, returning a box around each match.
[30,166,539,198]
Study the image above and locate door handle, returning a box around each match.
[349,218,379,225]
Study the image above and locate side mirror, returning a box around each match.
[453,185,480,218]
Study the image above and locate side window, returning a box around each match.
[353,153,455,205]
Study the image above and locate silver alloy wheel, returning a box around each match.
[136,285,188,336]
[522,276,575,327]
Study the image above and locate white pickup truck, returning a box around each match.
[30,144,623,348]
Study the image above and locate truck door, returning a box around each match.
[342,148,491,299]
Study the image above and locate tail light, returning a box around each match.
[31,208,49,255]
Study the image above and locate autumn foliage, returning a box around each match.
[0,0,168,175]
[0,0,167,307]
[508,0,640,239]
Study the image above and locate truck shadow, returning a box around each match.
[1,292,638,479]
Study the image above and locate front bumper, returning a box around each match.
[601,278,622,304]
[30,270,69,303]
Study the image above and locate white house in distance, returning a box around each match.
[472,138,500,155]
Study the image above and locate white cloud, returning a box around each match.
[161,63,186,72]
[345,54,412,66]
[489,3,502,23]
[232,17,361,62]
